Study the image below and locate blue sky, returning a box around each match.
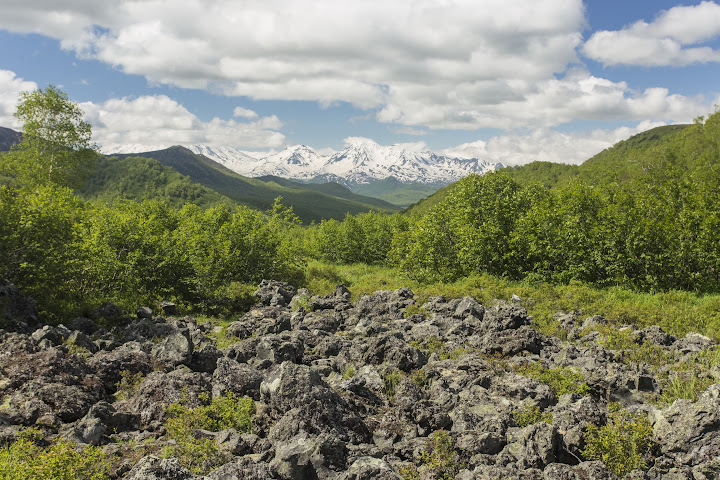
[1,0,719,165]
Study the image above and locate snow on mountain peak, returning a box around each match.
[104,141,503,187]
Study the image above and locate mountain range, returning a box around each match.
[103,140,504,188]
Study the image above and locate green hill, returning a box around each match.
[407,123,696,215]
[91,147,400,222]
[351,177,440,207]
[254,175,399,211]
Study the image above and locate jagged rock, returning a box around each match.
[337,456,403,480]
[361,333,427,372]
[634,325,676,346]
[122,369,212,427]
[270,432,348,479]
[66,330,99,354]
[136,306,153,319]
[261,362,370,444]
[31,325,63,346]
[158,301,178,315]
[651,383,720,465]
[310,285,352,311]
[0,283,38,328]
[124,455,205,480]
[255,280,296,307]
[190,343,221,373]
[151,330,193,367]
[212,357,263,400]
[87,348,154,394]
[67,316,99,335]
[505,422,558,469]
[205,457,272,479]
[70,400,139,445]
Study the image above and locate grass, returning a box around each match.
[301,261,720,341]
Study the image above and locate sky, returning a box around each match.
[1,0,719,165]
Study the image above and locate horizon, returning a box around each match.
[1,1,719,167]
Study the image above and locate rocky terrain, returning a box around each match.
[1,281,720,479]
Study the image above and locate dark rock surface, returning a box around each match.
[0,281,719,479]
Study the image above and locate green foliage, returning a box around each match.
[114,370,145,401]
[0,427,111,480]
[514,364,590,397]
[400,430,463,480]
[342,366,356,379]
[78,155,236,209]
[393,111,720,293]
[657,372,716,405]
[381,370,403,402]
[2,85,97,189]
[164,391,255,474]
[410,337,468,360]
[582,404,653,477]
[513,405,553,428]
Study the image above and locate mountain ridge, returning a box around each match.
[103,139,504,188]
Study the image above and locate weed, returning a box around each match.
[342,366,356,379]
[163,391,254,474]
[381,370,403,402]
[513,405,553,428]
[0,427,111,480]
[582,403,653,477]
[401,430,463,480]
[514,364,590,397]
[114,370,145,401]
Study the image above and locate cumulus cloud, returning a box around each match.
[583,1,720,66]
[83,95,285,151]
[1,1,716,134]
[233,106,259,119]
[442,121,668,166]
[0,70,38,129]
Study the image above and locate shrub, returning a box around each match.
[399,430,463,480]
[582,404,653,477]
[163,391,255,474]
[114,370,145,401]
[514,364,590,397]
[0,427,111,480]
[513,405,553,428]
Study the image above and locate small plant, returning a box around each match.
[0,427,111,480]
[582,403,653,477]
[114,370,145,401]
[656,372,715,405]
[342,366,356,379]
[513,405,553,428]
[381,370,403,402]
[399,430,463,480]
[163,391,255,474]
[514,364,590,397]
[410,337,470,360]
[403,303,427,318]
[410,369,432,390]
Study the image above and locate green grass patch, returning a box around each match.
[301,262,720,341]
[0,427,111,480]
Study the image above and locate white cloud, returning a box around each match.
[0,0,595,130]
[442,121,668,166]
[83,95,285,151]
[233,106,259,119]
[0,70,38,129]
[583,1,720,67]
[1,1,716,134]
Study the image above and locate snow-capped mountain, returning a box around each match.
[104,139,503,187]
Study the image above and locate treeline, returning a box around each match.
[0,187,302,319]
[2,108,719,320]
[309,110,720,292]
